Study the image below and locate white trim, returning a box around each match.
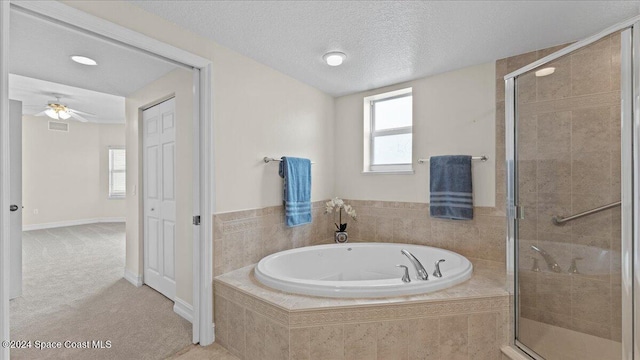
[0,2,9,359]
[124,268,143,288]
[173,297,194,323]
[198,64,215,346]
[505,13,640,79]
[211,322,216,342]
[631,20,640,360]
[621,26,634,360]
[22,217,125,231]
[11,1,209,69]
[3,1,215,348]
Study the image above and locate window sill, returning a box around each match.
[361,170,415,175]
[108,196,126,200]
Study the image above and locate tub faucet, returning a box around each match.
[530,245,562,273]
[401,249,429,280]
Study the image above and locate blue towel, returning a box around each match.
[279,157,312,227]
[429,155,473,220]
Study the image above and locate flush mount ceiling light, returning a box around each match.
[323,51,346,66]
[535,67,555,77]
[70,55,97,66]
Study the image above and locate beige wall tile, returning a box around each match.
[536,57,570,101]
[439,315,468,360]
[226,302,246,358]
[469,313,499,360]
[571,107,611,153]
[265,320,290,360]
[571,46,612,96]
[344,323,377,360]
[377,321,409,360]
[309,325,345,360]
[245,310,266,360]
[408,318,439,360]
[290,328,310,360]
[537,111,571,159]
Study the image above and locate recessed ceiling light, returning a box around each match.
[71,55,97,66]
[323,52,346,66]
[535,67,555,77]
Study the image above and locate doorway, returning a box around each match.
[0,2,214,359]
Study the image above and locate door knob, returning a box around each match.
[9,205,18,212]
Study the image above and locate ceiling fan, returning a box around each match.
[30,96,95,122]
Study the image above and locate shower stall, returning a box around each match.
[505,16,639,360]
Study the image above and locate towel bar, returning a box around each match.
[417,155,488,164]
[263,157,315,164]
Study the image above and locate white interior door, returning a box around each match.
[143,98,176,300]
[9,100,21,300]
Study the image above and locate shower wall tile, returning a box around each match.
[536,57,571,101]
[499,33,623,343]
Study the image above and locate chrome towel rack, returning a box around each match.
[552,201,621,225]
[263,157,315,164]
[417,155,488,164]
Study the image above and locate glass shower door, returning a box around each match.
[511,30,626,360]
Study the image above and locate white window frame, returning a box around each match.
[363,87,414,174]
[108,147,126,199]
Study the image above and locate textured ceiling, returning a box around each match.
[10,9,178,97]
[130,0,639,96]
[9,74,125,124]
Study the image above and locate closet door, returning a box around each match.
[143,98,176,300]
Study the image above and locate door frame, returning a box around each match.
[0,1,215,356]
[504,14,640,360]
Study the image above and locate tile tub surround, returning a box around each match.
[500,33,623,342]
[342,201,506,263]
[214,200,507,278]
[213,201,335,276]
[214,259,509,360]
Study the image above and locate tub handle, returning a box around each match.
[433,259,446,278]
[396,265,411,283]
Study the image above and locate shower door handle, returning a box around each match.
[515,206,525,219]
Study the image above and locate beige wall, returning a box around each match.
[22,115,125,227]
[334,62,496,206]
[65,1,336,308]
[125,68,193,304]
[64,0,336,214]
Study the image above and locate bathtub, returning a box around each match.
[254,243,473,298]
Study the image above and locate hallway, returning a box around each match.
[10,223,191,359]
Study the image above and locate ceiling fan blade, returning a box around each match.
[68,112,89,123]
[34,110,48,117]
[69,109,96,117]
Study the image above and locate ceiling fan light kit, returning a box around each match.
[32,95,95,123]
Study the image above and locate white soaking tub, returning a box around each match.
[254,243,473,298]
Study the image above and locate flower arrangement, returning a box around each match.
[325,197,357,232]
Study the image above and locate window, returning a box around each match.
[108,147,126,199]
[364,88,413,173]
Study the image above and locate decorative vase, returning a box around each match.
[335,231,348,243]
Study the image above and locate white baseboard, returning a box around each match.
[173,297,194,323]
[211,322,216,343]
[23,217,125,231]
[124,269,143,287]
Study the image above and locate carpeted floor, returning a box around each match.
[9,223,192,360]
